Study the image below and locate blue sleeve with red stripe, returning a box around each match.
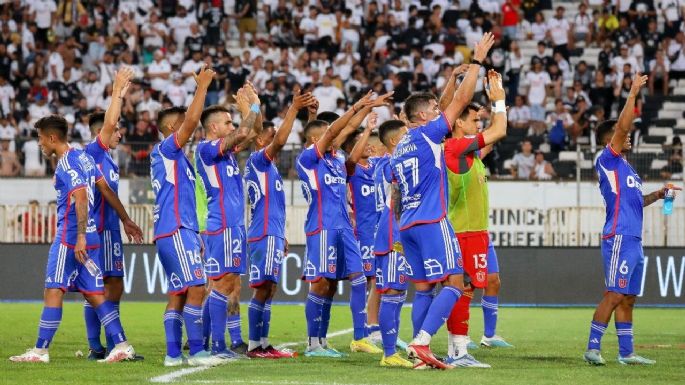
[159,133,183,158]
[422,113,452,143]
[250,149,272,171]
[298,146,320,169]
[597,145,621,170]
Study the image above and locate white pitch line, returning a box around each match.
[149,328,354,383]
[187,380,389,385]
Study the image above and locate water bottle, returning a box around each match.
[663,184,674,215]
[84,258,101,277]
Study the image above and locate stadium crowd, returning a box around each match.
[0,0,683,180]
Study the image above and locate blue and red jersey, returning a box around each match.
[150,133,199,240]
[595,145,644,238]
[373,155,400,255]
[244,148,286,241]
[347,157,380,239]
[84,135,120,232]
[195,138,245,234]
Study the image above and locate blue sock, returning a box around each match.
[226,314,243,347]
[261,300,272,344]
[411,289,434,338]
[183,304,204,355]
[350,275,368,340]
[105,302,119,352]
[481,296,498,338]
[396,292,406,336]
[208,290,228,353]
[587,321,607,351]
[420,286,461,336]
[319,297,332,340]
[36,306,62,349]
[202,297,211,351]
[367,324,381,335]
[83,301,103,351]
[164,310,183,358]
[95,301,126,345]
[305,293,324,342]
[248,299,264,344]
[379,294,404,357]
[615,322,634,357]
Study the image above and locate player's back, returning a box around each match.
[390,114,450,230]
[54,148,101,247]
[595,145,644,238]
[85,137,120,232]
[245,148,286,241]
[348,158,380,238]
[150,133,199,240]
[194,139,245,234]
[296,145,352,235]
[373,155,399,254]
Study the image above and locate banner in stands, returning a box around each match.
[1,244,683,306]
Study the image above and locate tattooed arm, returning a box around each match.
[73,187,89,263]
[222,109,258,154]
[391,182,402,222]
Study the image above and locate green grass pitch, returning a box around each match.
[1,302,683,384]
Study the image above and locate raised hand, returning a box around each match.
[193,66,216,89]
[292,89,316,110]
[234,87,250,117]
[629,73,648,97]
[113,67,135,96]
[372,91,394,107]
[353,90,375,111]
[485,70,505,102]
[473,32,495,62]
[244,81,260,104]
[452,64,470,77]
[366,112,378,130]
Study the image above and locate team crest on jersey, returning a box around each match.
[457,257,463,268]
[476,271,486,283]
[618,278,628,288]
[115,261,123,271]
[194,267,204,279]
[399,275,406,284]
[328,264,336,273]
[364,261,372,272]
[273,267,279,277]
[233,257,241,267]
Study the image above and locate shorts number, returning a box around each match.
[232,239,242,254]
[187,250,202,265]
[361,246,373,260]
[474,254,487,269]
[328,246,336,260]
[619,260,629,275]
[113,242,121,257]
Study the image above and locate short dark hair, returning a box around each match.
[200,105,230,128]
[378,119,406,147]
[88,112,105,132]
[403,92,437,121]
[262,121,275,130]
[35,115,68,140]
[596,119,617,145]
[459,102,481,120]
[303,119,328,139]
[316,111,340,124]
[158,106,187,128]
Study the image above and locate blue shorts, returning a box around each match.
[602,234,644,295]
[358,236,376,278]
[487,241,499,274]
[303,228,363,281]
[101,229,124,278]
[156,228,206,295]
[205,226,247,278]
[399,218,463,283]
[375,251,409,292]
[44,241,104,295]
[248,235,285,287]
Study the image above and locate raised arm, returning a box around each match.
[222,86,259,154]
[265,89,316,159]
[177,66,216,147]
[611,73,647,153]
[444,33,495,124]
[95,178,144,243]
[481,70,508,146]
[333,91,393,149]
[439,64,469,111]
[235,81,265,151]
[98,67,134,147]
[315,92,374,154]
[347,112,378,165]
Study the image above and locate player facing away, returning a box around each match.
[10,115,143,363]
[297,92,391,357]
[196,84,264,358]
[82,67,136,360]
[373,119,413,368]
[151,67,227,367]
[392,32,495,370]
[584,73,679,366]
[443,71,510,368]
[244,89,317,358]
[342,115,384,346]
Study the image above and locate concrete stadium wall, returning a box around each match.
[1,244,683,306]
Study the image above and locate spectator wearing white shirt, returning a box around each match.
[77,70,105,110]
[510,139,536,180]
[571,2,593,47]
[669,32,685,77]
[181,51,204,92]
[21,23,37,61]
[168,5,196,50]
[546,6,570,60]
[649,49,670,95]
[29,0,57,48]
[27,95,52,127]
[334,42,360,81]
[148,50,172,93]
[0,75,14,118]
[313,75,345,113]
[137,89,163,120]
[526,60,552,123]
[141,11,168,51]
[98,51,117,86]
[611,44,640,76]
[299,6,318,48]
[509,95,531,131]
[315,5,338,43]
[22,132,45,177]
[47,44,64,84]
[165,73,189,107]
[531,151,556,180]
[659,0,684,38]
[529,12,548,48]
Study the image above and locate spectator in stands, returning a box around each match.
[505,41,524,104]
[19,199,44,243]
[511,139,536,180]
[661,136,683,179]
[668,32,685,80]
[509,95,531,132]
[127,118,155,176]
[0,138,20,176]
[547,6,570,60]
[597,7,619,44]
[526,59,552,132]
[29,0,57,49]
[574,60,593,90]
[611,44,640,77]
[529,12,548,43]
[235,0,257,48]
[21,131,45,177]
[531,150,556,180]
[659,0,684,38]
[649,49,671,96]
[571,2,593,48]
[500,0,519,41]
